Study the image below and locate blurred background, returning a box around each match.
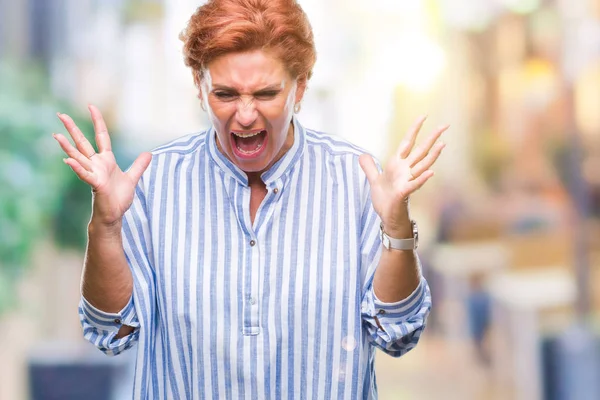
[1,0,599,399]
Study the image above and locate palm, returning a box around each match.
[54,105,152,225]
[89,151,140,221]
[367,156,414,226]
[359,116,448,232]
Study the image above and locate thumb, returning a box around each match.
[126,152,152,185]
[359,153,379,186]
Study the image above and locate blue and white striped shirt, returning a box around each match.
[79,117,431,399]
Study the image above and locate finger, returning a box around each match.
[403,170,434,195]
[396,115,428,159]
[63,158,97,187]
[53,133,94,172]
[126,152,153,185]
[88,104,112,152]
[407,124,449,166]
[359,154,380,187]
[57,112,96,158]
[410,142,445,177]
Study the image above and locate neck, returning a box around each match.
[246,172,263,187]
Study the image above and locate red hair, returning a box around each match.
[180,0,316,87]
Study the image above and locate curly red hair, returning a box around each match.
[180,0,316,88]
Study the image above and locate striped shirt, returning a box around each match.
[79,117,431,399]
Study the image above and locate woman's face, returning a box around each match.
[201,50,306,176]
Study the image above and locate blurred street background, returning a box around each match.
[1,0,599,399]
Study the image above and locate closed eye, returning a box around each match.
[254,90,280,100]
[213,91,237,101]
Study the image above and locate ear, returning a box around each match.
[193,69,203,90]
[294,75,308,104]
[197,75,208,108]
[196,84,205,109]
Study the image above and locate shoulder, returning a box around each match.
[304,127,371,159]
[150,130,209,157]
[137,130,209,189]
[302,127,376,203]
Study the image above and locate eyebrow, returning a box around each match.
[211,84,283,92]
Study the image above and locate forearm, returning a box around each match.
[373,214,421,303]
[81,219,133,313]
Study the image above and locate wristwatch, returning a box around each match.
[380,220,419,250]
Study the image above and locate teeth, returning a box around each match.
[236,142,263,154]
[232,130,264,138]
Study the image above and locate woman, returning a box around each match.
[54,0,446,398]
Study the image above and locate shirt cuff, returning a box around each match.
[371,276,426,323]
[79,295,138,332]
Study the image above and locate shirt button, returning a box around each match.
[114,318,121,324]
[250,240,256,247]
[249,297,257,305]
[377,310,386,315]
[273,187,279,194]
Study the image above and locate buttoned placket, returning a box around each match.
[242,227,261,335]
[235,184,258,336]
[240,181,284,336]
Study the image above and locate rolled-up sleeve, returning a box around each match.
[79,295,140,356]
[361,275,432,357]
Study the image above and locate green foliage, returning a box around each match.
[0,61,94,314]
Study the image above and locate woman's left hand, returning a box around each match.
[359,116,448,237]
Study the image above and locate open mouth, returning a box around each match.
[231,129,268,158]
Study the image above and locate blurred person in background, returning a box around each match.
[52,0,447,398]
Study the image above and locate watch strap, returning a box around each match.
[380,222,418,250]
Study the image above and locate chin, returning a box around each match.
[236,157,272,174]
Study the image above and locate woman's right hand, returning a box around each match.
[54,105,152,227]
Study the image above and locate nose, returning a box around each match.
[235,96,258,128]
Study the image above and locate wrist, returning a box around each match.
[380,219,419,250]
[88,216,122,238]
[381,216,412,238]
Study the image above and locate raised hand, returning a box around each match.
[53,105,152,226]
[359,116,448,236]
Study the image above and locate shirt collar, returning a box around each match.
[207,116,306,187]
